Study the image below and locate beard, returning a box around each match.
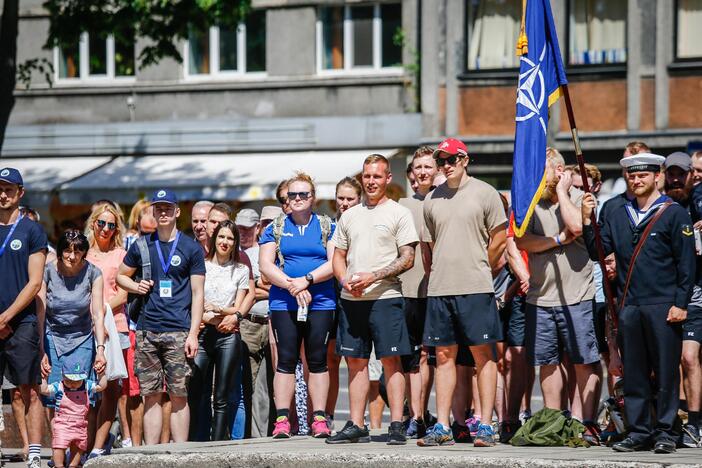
[665,182,692,203]
[541,178,558,201]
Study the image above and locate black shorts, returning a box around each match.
[456,346,475,367]
[593,302,609,353]
[683,305,702,344]
[329,305,340,340]
[424,293,503,347]
[401,298,427,373]
[270,309,334,374]
[0,321,41,386]
[500,294,527,347]
[336,297,411,359]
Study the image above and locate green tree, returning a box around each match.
[0,0,250,153]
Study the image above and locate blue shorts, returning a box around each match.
[42,334,95,408]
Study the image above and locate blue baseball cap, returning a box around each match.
[150,188,177,205]
[62,357,88,381]
[0,168,23,186]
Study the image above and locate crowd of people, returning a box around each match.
[1,140,702,467]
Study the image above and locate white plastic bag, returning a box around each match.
[103,303,128,381]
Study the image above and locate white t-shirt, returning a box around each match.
[204,260,250,308]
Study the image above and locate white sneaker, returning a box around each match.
[27,456,41,468]
[122,437,133,448]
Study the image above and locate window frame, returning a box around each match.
[183,19,267,80]
[462,0,521,76]
[673,0,702,63]
[315,3,403,76]
[53,32,136,84]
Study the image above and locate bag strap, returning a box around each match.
[136,236,151,281]
[618,200,672,309]
[319,214,332,249]
[272,213,287,268]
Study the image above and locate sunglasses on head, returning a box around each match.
[434,154,466,167]
[287,191,311,200]
[96,219,117,231]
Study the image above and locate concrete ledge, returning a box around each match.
[84,432,702,468]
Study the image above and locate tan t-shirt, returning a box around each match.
[423,177,507,296]
[399,194,428,298]
[525,188,595,306]
[332,199,419,301]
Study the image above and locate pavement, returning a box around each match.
[84,433,702,468]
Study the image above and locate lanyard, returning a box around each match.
[0,215,23,258]
[155,231,181,275]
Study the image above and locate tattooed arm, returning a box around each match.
[346,243,417,296]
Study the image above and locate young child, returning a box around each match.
[40,356,107,468]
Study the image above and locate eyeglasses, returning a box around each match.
[96,219,117,231]
[287,191,312,200]
[434,154,465,167]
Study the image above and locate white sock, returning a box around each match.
[122,438,132,447]
[90,448,105,455]
[28,444,41,460]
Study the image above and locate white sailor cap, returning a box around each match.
[620,152,666,173]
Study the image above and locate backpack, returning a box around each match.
[510,408,588,447]
[126,236,152,324]
[272,213,333,268]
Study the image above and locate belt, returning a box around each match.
[246,314,268,325]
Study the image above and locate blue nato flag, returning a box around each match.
[511,0,568,237]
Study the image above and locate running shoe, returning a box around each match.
[465,416,481,437]
[273,416,292,439]
[311,415,331,438]
[582,421,601,446]
[473,423,496,447]
[417,423,455,447]
[519,409,532,425]
[325,421,371,444]
[450,421,473,443]
[387,421,407,445]
[498,420,521,444]
[681,424,701,448]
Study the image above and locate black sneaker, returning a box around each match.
[325,420,371,444]
[387,421,407,445]
[499,420,521,444]
[424,411,438,429]
[681,424,701,448]
[450,421,473,443]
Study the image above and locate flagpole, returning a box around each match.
[561,84,618,329]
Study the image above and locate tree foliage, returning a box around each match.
[43,0,251,68]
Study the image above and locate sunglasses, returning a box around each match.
[96,219,117,231]
[287,191,312,200]
[434,154,466,167]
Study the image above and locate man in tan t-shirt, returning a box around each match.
[398,147,437,438]
[328,154,418,446]
[418,138,507,448]
[515,148,599,439]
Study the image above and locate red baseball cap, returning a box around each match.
[433,138,468,158]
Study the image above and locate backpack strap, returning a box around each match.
[618,200,672,310]
[272,213,287,269]
[319,214,332,249]
[136,236,152,281]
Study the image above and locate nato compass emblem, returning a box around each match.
[516,45,548,135]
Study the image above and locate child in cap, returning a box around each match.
[40,356,107,468]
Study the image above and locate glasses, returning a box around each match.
[434,154,465,167]
[96,219,117,231]
[287,191,312,200]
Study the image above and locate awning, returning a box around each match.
[0,156,112,206]
[58,150,398,204]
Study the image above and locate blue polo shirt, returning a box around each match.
[124,231,206,332]
[259,214,336,311]
[0,216,47,327]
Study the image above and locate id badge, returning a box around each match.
[297,304,308,322]
[159,280,173,298]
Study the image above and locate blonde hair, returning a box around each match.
[288,171,316,197]
[569,163,602,185]
[692,150,702,161]
[86,203,126,251]
[546,147,565,167]
[128,199,151,232]
[363,154,390,174]
[625,141,650,155]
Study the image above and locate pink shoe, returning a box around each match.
[273,416,292,439]
[311,416,332,438]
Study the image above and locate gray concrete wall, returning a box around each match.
[266,7,317,76]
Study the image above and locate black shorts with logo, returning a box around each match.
[401,297,427,373]
[0,321,41,386]
[424,293,503,347]
[683,305,702,344]
[336,297,411,359]
[500,294,527,347]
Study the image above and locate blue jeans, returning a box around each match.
[42,334,95,408]
[229,354,246,439]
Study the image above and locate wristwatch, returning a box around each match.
[234,311,243,322]
[305,273,314,285]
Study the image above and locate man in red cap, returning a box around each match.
[418,139,507,447]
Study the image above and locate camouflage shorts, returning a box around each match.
[135,330,192,397]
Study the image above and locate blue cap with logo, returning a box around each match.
[62,356,88,381]
[0,168,23,186]
[150,188,177,205]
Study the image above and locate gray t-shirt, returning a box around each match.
[44,261,101,357]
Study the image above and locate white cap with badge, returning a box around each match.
[620,152,666,173]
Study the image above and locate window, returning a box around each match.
[568,0,626,65]
[185,10,267,77]
[55,32,135,81]
[317,3,402,73]
[466,0,521,71]
[676,0,702,59]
